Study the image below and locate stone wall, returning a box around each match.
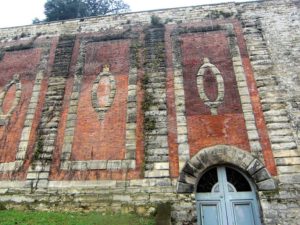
[0,0,299,224]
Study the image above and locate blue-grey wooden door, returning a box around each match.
[196,167,262,225]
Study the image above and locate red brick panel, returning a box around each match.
[71,40,130,161]
[180,31,250,156]
[181,31,242,115]
[0,49,41,163]
[188,115,250,156]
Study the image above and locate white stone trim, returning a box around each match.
[0,74,22,125]
[91,70,116,121]
[197,58,225,115]
[171,37,191,169]
[226,24,263,159]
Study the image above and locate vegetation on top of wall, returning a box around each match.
[177,24,222,35]
[35,0,130,23]
[85,28,134,43]
[4,33,41,52]
[12,32,31,41]
[150,15,164,27]
[205,10,234,19]
[5,43,34,52]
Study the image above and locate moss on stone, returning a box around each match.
[150,15,164,27]
[0,50,4,61]
[155,202,171,225]
[206,10,234,19]
[33,137,44,161]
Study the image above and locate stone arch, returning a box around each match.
[177,145,277,193]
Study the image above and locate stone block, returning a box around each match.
[154,162,169,170]
[176,182,194,193]
[247,159,264,175]
[253,168,271,183]
[257,179,277,191]
[145,170,169,178]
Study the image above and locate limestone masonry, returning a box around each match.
[0,0,299,224]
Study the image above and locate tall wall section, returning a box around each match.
[0,0,299,224]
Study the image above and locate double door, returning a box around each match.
[196,167,262,225]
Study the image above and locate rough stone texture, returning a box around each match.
[0,1,299,225]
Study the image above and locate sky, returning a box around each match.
[0,0,254,28]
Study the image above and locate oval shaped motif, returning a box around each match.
[97,76,111,108]
[203,68,218,102]
[0,74,22,125]
[197,58,225,115]
[2,83,16,115]
[91,71,116,121]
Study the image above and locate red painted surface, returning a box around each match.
[180,30,250,157]
[0,49,41,163]
[181,31,243,116]
[73,40,129,160]
[50,36,142,180]
[188,115,250,155]
[0,22,276,181]
[0,38,57,180]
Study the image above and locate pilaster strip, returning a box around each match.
[226,24,264,160]
[143,27,170,178]
[170,30,191,169]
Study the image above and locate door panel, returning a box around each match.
[232,201,255,225]
[197,201,224,225]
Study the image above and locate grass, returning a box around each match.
[0,210,155,225]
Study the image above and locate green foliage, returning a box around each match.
[5,43,34,52]
[84,0,130,16]
[32,17,42,24]
[0,50,4,61]
[43,0,130,22]
[44,0,88,21]
[33,137,44,160]
[0,210,155,225]
[5,33,40,52]
[0,202,6,211]
[141,74,156,132]
[206,10,233,19]
[144,116,156,132]
[130,41,143,69]
[150,15,163,27]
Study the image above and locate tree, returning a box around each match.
[83,0,130,16]
[43,0,130,22]
[32,18,42,24]
[44,0,88,21]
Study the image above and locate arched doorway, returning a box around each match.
[196,166,262,225]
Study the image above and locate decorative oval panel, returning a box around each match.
[91,65,116,121]
[0,74,22,125]
[197,58,225,115]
